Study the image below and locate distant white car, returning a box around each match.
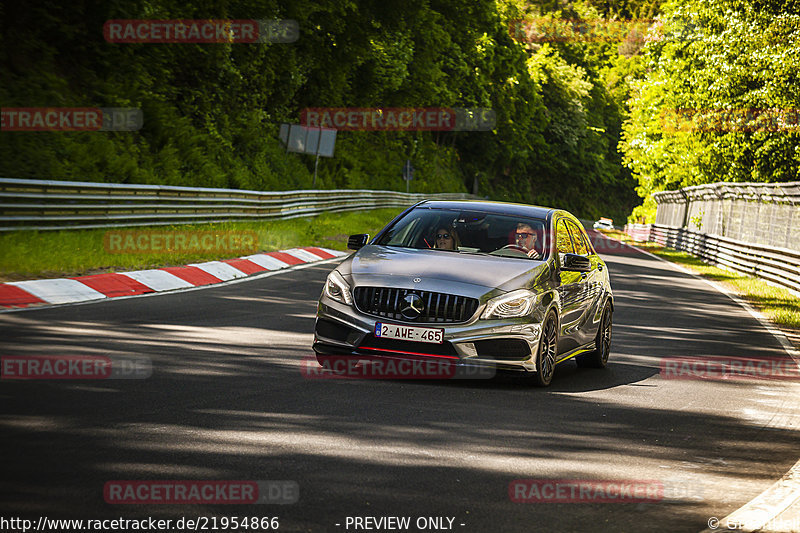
[593,218,614,230]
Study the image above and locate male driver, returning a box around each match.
[515,223,541,259]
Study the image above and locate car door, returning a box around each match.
[554,217,583,354]
[577,222,610,336]
[565,220,600,346]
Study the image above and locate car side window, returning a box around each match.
[578,225,595,254]
[555,219,574,254]
[567,221,589,255]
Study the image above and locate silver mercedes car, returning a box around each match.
[312,200,613,386]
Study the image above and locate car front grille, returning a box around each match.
[353,287,479,323]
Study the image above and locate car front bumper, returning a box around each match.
[312,295,545,374]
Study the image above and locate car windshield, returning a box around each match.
[375,207,548,259]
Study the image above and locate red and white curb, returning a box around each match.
[0,247,346,309]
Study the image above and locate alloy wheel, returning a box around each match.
[535,313,558,386]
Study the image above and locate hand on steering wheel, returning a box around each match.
[500,243,541,259]
[500,244,527,252]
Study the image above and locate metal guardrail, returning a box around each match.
[625,223,800,294]
[0,178,479,231]
[652,181,800,251]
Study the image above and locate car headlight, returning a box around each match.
[481,289,538,319]
[324,270,352,305]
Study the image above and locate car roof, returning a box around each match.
[416,199,558,220]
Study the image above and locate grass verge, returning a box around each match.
[0,208,402,282]
[601,229,800,349]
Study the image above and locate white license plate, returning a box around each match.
[374,322,444,344]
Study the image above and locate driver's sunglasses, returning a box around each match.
[436,233,452,239]
[515,232,535,240]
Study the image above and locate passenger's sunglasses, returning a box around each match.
[515,232,535,240]
[436,233,452,239]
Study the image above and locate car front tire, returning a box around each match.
[531,311,558,387]
[577,302,612,369]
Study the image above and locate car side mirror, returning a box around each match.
[347,234,370,250]
[561,253,591,272]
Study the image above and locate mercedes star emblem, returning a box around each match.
[399,293,425,320]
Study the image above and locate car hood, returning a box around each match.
[340,245,548,298]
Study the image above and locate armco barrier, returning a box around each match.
[624,223,800,294]
[652,181,800,251]
[0,178,478,231]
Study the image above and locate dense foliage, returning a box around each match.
[5,1,793,223]
[620,0,800,221]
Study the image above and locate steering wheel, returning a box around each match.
[500,244,527,252]
[489,243,529,257]
[496,243,541,259]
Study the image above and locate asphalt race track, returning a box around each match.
[1,234,799,533]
